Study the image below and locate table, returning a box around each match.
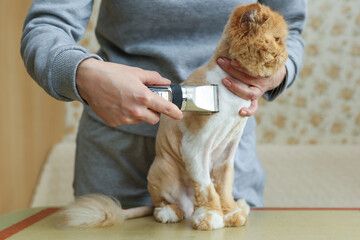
[0,207,359,240]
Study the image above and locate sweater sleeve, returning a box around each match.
[20,0,102,103]
[259,0,307,101]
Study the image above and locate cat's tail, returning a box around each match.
[56,194,154,229]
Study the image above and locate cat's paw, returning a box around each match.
[224,208,247,227]
[236,198,250,216]
[153,205,183,223]
[191,207,224,230]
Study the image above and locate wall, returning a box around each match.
[64,0,360,145]
[0,0,65,214]
[255,0,360,144]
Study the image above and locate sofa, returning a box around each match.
[31,141,360,208]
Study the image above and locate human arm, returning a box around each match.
[76,58,182,126]
[20,0,99,102]
[218,0,307,116]
[21,0,182,126]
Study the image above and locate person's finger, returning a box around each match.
[136,109,161,125]
[99,112,143,127]
[120,103,162,125]
[139,70,171,86]
[222,78,262,100]
[120,117,142,126]
[239,99,258,117]
[231,60,275,87]
[146,92,183,120]
[230,60,256,76]
[217,58,257,82]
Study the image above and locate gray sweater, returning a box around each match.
[21,0,306,137]
[21,0,306,207]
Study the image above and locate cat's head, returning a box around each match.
[228,3,288,77]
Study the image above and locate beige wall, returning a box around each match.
[0,0,65,215]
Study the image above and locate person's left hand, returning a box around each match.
[217,57,286,117]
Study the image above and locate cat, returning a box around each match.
[57,3,288,231]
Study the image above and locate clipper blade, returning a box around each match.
[181,85,219,113]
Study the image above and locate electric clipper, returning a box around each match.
[148,85,219,114]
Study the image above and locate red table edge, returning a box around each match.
[0,207,359,239]
[0,208,60,240]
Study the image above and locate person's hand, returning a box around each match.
[217,57,286,117]
[76,58,183,127]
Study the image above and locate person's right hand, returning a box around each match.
[76,58,183,127]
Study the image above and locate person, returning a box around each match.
[21,0,306,207]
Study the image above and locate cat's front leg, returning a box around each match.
[148,155,191,224]
[180,120,225,230]
[189,179,225,230]
[212,161,248,227]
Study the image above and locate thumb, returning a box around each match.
[139,70,171,86]
[239,99,258,117]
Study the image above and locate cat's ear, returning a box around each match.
[237,4,270,32]
[238,4,260,27]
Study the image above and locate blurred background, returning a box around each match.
[0,0,65,215]
[1,0,359,215]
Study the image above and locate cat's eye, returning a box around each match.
[274,37,280,42]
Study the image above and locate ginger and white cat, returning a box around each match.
[58,3,288,231]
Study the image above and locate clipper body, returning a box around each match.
[148,85,219,114]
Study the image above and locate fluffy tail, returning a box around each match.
[56,194,154,229]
